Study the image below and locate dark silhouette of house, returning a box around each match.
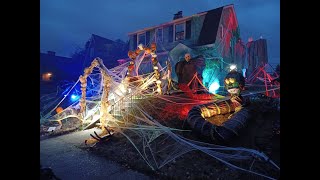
[40,51,81,82]
[40,51,82,95]
[83,34,128,68]
[41,34,128,85]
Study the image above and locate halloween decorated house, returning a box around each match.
[40,4,280,180]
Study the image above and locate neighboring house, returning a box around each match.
[246,38,269,75]
[40,51,82,95]
[40,34,128,95]
[40,34,128,83]
[84,34,128,69]
[40,51,81,82]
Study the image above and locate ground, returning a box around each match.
[40,117,82,140]
[81,112,279,179]
[41,95,280,180]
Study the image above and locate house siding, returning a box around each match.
[152,15,205,52]
[127,5,241,71]
[128,14,206,52]
[214,7,238,64]
[163,25,171,44]
[122,5,257,89]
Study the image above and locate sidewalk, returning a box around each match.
[40,128,150,180]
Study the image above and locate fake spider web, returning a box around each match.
[40,57,280,179]
[41,22,279,179]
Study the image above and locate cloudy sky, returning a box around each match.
[40,0,279,63]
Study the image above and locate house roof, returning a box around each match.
[40,52,82,79]
[127,4,234,36]
[91,34,115,46]
[127,12,207,35]
[197,6,224,46]
[40,53,73,67]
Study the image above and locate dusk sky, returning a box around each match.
[40,0,279,64]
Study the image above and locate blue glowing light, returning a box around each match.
[209,81,220,94]
[242,69,246,77]
[71,94,79,101]
[201,58,221,93]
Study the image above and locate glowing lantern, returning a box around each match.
[138,44,144,50]
[128,50,136,60]
[128,61,135,72]
[151,53,157,58]
[230,64,237,71]
[144,47,151,54]
[135,48,141,55]
[56,107,63,114]
[209,81,220,94]
[151,43,156,52]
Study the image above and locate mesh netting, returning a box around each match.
[40,57,279,180]
[40,29,279,179]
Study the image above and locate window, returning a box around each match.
[146,31,150,45]
[156,28,163,42]
[168,25,173,42]
[185,20,191,39]
[133,34,137,50]
[42,72,52,81]
[175,23,185,41]
[138,33,146,46]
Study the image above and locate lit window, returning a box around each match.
[175,23,185,41]
[42,72,52,81]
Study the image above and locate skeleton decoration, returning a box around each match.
[79,58,112,133]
